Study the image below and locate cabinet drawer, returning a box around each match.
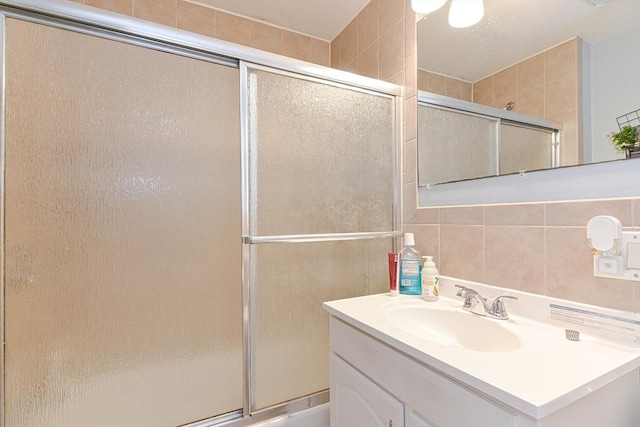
[330,317,515,427]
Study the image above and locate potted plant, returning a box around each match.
[609,125,639,158]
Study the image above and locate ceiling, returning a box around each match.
[191,0,369,41]
[190,0,640,82]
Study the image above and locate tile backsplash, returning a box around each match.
[405,198,640,312]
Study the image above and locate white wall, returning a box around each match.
[590,26,640,162]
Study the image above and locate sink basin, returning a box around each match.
[383,303,521,352]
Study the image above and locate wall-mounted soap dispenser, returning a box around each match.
[587,215,640,281]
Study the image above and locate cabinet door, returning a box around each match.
[331,354,404,427]
[406,409,437,427]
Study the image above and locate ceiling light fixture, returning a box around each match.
[410,0,447,15]
[448,0,484,28]
[412,0,485,29]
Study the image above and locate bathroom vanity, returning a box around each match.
[324,278,640,427]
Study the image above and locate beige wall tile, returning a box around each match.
[545,227,638,311]
[330,35,341,69]
[473,75,493,106]
[357,41,379,79]
[403,182,417,223]
[86,0,133,15]
[405,9,416,57]
[485,226,545,294]
[215,11,250,45]
[445,77,472,101]
[387,70,405,87]
[517,86,544,118]
[493,65,517,102]
[404,224,440,265]
[310,38,330,67]
[405,96,416,141]
[547,110,577,160]
[358,0,379,53]
[342,58,357,74]
[517,53,544,93]
[404,138,417,183]
[134,0,177,27]
[282,31,312,62]
[250,21,281,55]
[177,0,215,39]
[559,140,580,166]
[379,19,405,80]
[545,38,577,83]
[408,207,440,225]
[545,76,576,118]
[493,96,513,110]
[484,204,544,226]
[440,225,484,282]
[416,69,427,92]
[545,199,633,226]
[405,53,416,99]
[340,19,358,67]
[379,0,404,36]
[417,70,445,95]
[440,206,483,225]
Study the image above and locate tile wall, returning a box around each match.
[473,38,582,166]
[70,0,331,66]
[330,0,417,177]
[404,199,640,312]
[335,2,638,313]
[417,68,471,101]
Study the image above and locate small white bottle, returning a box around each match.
[421,256,439,302]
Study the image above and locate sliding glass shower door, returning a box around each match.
[3,18,242,427]
[245,66,398,410]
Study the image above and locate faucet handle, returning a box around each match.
[490,295,518,319]
[454,285,478,297]
[455,285,479,310]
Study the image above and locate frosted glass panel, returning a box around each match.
[252,239,392,410]
[248,69,395,236]
[418,105,497,185]
[4,19,242,427]
[500,123,554,174]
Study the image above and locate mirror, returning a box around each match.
[415,0,640,194]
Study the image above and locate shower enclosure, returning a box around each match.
[0,1,401,426]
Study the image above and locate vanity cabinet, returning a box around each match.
[330,353,438,427]
[328,316,639,427]
[330,317,515,427]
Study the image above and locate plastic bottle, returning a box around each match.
[399,233,422,295]
[421,256,439,302]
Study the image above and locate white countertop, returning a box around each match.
[323,278,640,419]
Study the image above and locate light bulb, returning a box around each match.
[448,0,484,28]
[411,0,447,15]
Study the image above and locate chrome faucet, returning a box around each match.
[455,285,518,320]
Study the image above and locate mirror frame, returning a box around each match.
[418,157,640,207]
